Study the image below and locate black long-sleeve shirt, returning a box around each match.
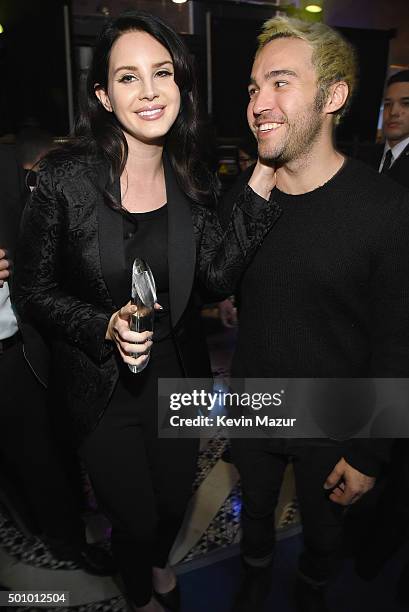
[221,158,409,475]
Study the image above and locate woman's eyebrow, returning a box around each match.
[114,60,173,75]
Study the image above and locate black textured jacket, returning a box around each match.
[13,152,280,441]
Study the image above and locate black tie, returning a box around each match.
[381,149,393,173]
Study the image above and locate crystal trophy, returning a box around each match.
[129,258,157,374]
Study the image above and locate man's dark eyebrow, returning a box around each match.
[384,96,409,102]
[114,61,173,74]
[265,69,297,80]
[248,69,297,89]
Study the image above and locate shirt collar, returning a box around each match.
[383,134,409,164]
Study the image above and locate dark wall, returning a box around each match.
[0,0,71,135]
[211,14,264,139]
[0,1,391,142]
[336,26,392,143]
[210,14,391,143]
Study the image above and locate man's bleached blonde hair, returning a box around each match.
[257,16,357,123]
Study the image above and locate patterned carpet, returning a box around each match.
[0,434,300,611]
[0,321,300,610]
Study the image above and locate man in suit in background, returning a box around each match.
[359,70,409,189]
[354,70,409,603]
[0,144,114,576]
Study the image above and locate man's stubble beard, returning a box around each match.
[257,98,325,165]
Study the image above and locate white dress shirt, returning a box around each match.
[379,134,409,172]
[0,282,18,340]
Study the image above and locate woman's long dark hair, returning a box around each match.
[73,11,215,207]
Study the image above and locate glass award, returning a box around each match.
[129,258,157,374]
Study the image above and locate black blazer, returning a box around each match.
[14,151,281,442]
[357,142,409,190]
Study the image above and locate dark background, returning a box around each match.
[0,0,70,135]
[211,16,392,142]
[0,0,394,143]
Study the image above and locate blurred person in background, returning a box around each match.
[237,137,257,173]
[354,70,409,606]
[358,70,409,189]
[15,127,56,190]
[0,144,114,576]
[217,138,257,329]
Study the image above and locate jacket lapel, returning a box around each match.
[164,155,196,328]
[391,143,409,171]
[96,166,128,309]
[95,156,196,322]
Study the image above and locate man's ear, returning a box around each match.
[324,81,349,116]
[94,84,112,112]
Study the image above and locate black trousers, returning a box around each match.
[80,347,199,607]
[231,438,345,583]
[0,338,84,545]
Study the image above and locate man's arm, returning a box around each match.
[325,189,409,505]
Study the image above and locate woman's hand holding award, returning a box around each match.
[129,258,157,373]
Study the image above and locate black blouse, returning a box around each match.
[122,204,171,341]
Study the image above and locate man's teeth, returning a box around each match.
[258,122,282,131]
[138,109,162,117]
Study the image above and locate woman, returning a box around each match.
[14,11,279,612]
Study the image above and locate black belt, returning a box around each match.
[0,332,21,354]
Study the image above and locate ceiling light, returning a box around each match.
[305,4,322,12]
[172,0,188,3]
[0,24,3,34]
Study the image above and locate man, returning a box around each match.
[223,17,409,612]
[360,70,409,188]
[0,144,113,575]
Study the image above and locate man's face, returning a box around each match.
[247,37,325,164]
[383,81,409,147]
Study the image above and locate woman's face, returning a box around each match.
[96,30,181,146]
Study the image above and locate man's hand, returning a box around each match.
[324,457,375,506]
[248,159,276,201]
[0,249,10,288]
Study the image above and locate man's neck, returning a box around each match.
[275,141,345,196]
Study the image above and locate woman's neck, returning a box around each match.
[120,134,166,212]
[124,133,164,182]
